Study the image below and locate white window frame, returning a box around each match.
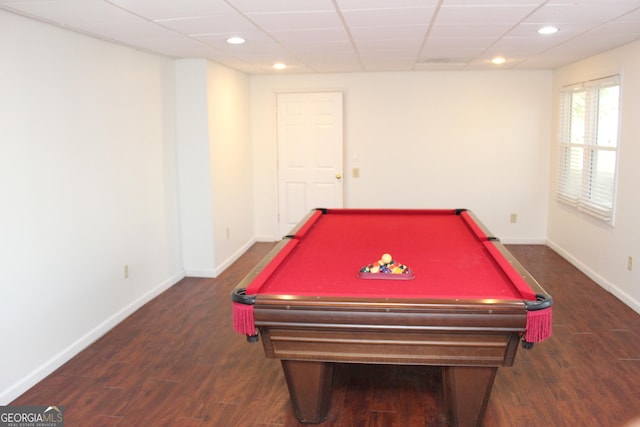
[556,75,621,224]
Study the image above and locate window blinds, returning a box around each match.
[557,75,620,223]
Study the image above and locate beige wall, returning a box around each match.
[0,10,182,402]
[176,59,254,277]
[250,70,552,243]
[206,62,255,273]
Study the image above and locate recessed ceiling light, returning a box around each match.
[491,56,506,65]
[226,36,245,45]
[538,26,558,35]
[273,62,287,70]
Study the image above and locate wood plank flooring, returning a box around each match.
[11,244,640,426]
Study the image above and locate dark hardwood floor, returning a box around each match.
[11,244,640,426]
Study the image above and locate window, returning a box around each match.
[557,75,621,223]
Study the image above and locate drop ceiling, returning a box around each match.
[2,0,640,74]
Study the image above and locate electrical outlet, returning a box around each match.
[628,256,633,271]
[510,213,518,223]
[124,265,129,279]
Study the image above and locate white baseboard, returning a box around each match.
[182,268,218,278]
[501,237,548,245]
[0,270,185,405]
[214,237,257,276]
[547,239,640,315]
[184,238,259,278]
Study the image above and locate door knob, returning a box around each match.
[336,173,342,180]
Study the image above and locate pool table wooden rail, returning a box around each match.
[254,296,525,366]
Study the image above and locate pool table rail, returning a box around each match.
[253,295,526,367]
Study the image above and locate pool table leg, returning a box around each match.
[281,360,334,423]
[442,366,498,427]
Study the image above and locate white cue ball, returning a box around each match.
[381,253,392,264]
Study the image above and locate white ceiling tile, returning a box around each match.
[67,20,214,58]
[422,36,499,49]
[204,36,277,54]
[615,6,640,22]
[350,25,428,41]
[525,2,640,24]
[157,44,222,59]
[199,37,286,56]
[296,49,359,60]
[108,0,233,20]
[2,0,640,73]
[429,24,512,38]
[568,31,640,53]
[356,39,423,52]
[246,10,343,31]
[420,46,489,62]
[487,36,570,57]
[300,55,362,73]
[271,28,352,45]
[337,0,440,9]
[3,0,139,24]
[507,22,593,37]
[341,7,435,27]
[414,62,467,71]
[288,45,357,59]
[227,0,335,14]
[597,20,640,35]
[436,4,540,25]
[153,13,256,35]
[358,47,418,57]
[444,0,542,4]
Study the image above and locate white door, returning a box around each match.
[277,92,344,237]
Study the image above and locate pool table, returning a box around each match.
[231,209,552,426]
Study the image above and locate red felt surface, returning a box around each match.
[460,210,489,240]
[245,239,299,295]
[253,209,537,301]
